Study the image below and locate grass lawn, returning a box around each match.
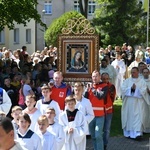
[110,99,123,137]
[110,99,150,138]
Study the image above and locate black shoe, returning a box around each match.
[125,136,130,139]
[86,135,91,139]
[135,136,142,141]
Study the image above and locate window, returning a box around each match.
[88,1,96,15]
[0,30,5,44]
[14,28,19,43]
[44,1,52,14]
[74,1,80,12]
[26,29,31,44]
[74,1,96,15]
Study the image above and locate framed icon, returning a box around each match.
[58,35,99,82]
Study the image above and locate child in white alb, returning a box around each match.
[11,106,22,131]
[17,113,42,150]
[23,94,41,132]
[45,107,65,150]
[59,95,88,150]
[73,82,94,134]
[35,84,61,122]
[37,115,56,150]
[11,106,22,139]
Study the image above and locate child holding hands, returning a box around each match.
[59,95,87,150]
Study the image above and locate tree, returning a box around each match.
[45,11,84,47]
[93,0,147,47]
[0,0,44,31]
[79,0,89,18]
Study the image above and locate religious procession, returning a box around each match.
[0,0,150,149]
[0,43,150,150]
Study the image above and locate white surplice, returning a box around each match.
[75,96,94,134]
[37,131,56,150]
[75,96,94,124]
[35,99,61,122]
[23,109,42,132]
[111,59,126,97]
[59,110,88,150]
[17,129,42,150]
[121,77,149,138]
[47,122,65,150]
[143,77,150,133]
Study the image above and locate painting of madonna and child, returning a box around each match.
[66,44,88,73]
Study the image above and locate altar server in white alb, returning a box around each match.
[142,68,150,133]
[0,87,12,115]
[23,94,42,132]
[35,84,61,122]
[121,67,149,139]
[111,52,126,98]
[17,113,42,150]
[73,82,94,133]
[37,115,56,150]
[59,95,88,150]
[46,107,65,150]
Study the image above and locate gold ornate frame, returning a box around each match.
[57,17,99,82]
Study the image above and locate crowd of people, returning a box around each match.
[0,43,150,150]
[99,43,150,142]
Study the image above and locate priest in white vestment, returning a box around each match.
[121,67,149,139]
[142,68,150,133]
[111,52,126,98]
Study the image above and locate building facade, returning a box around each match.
[0,0,96,54]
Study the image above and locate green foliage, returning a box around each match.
[44,11,84,47]
[110,100,122,136]
[93,0,147,47]
[0,0,44,31]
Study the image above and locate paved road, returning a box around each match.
[86,136,150,150]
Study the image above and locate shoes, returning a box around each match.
[127,136,143,141]
[134,136,143,141]
[130,136,143,141]
[86,135,91,139]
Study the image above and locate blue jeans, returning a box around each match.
[89,116,104,150]
[103,113,113,146]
